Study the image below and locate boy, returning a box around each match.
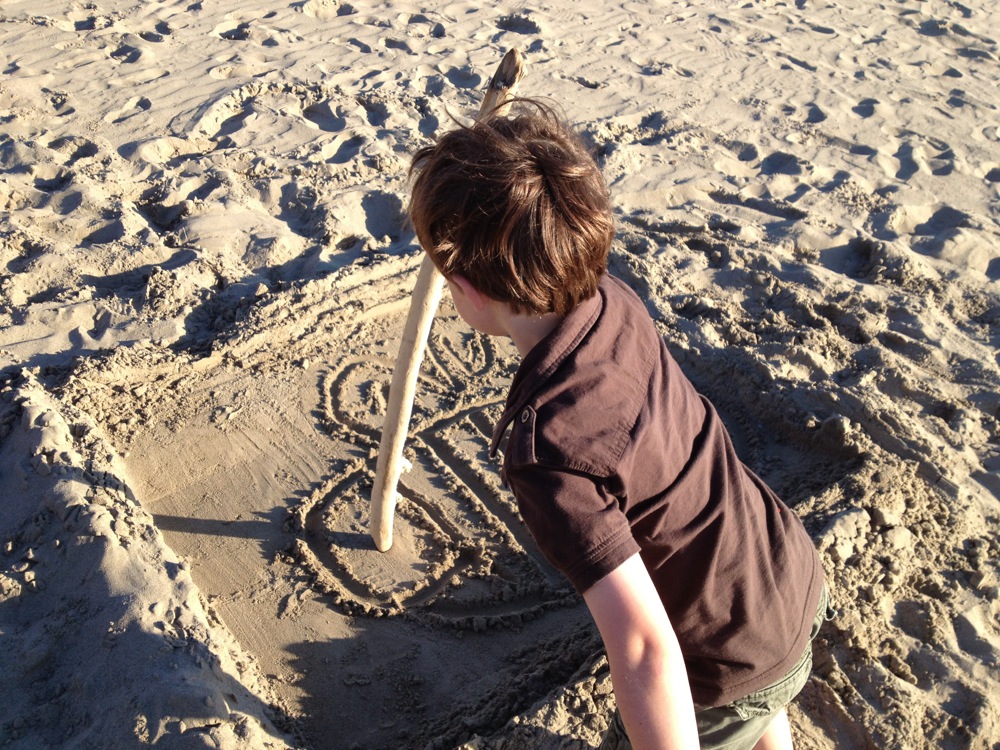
[407,102,826,750]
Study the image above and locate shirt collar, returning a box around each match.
[489,276,606,457]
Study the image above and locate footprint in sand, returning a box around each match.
[207,56,265,80]
[496,12,542,35]
[421,73,445,97]
[760,151,804,176]
[947,1,974,18]
[295,0,346,21]
[110,44,144,64]
[636,59,695,78]
[852,98,879,118]
[892,134,956,180]
[918,18,950,37]
[956,46,994,61]
[359,190,405,241]
[356,95,390,127]
[32,164,73,193]
[61,12,114,33]
[346,37,372,54]
[213,14,293,48]
[893,142,921,181]
[383,38,415,54]
[216,21,251,42]
[444,65,482,90]
[784,102,827,125]
[105,96,153,125]
[925,62,965,79]
[946,89,970,109]
[406,14,445,39]
[912,205,970,236]
[47,135,100,166]
[139,21,173,43]
[727,140,760,162]
[303,100,347,133]
[571,75,604,90]
[805,103,827,124]
[323,133,366,165]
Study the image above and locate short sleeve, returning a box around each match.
[507,463,640,594]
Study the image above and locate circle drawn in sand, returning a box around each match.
[288,313,574,630]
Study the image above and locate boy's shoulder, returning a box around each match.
[500,275,659,476]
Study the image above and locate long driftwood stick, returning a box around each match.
[370,49,526,552]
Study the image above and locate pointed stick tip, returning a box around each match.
[491,48,526,90]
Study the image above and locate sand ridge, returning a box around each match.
[1,0,999,748]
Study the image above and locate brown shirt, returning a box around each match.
[490,274,823,708]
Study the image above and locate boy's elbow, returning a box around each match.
[618,631,675,678]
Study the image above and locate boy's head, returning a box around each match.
[408,101,614,316]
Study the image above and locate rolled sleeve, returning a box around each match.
[507,464,640,594]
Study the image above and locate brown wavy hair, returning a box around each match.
[408,100,614,316]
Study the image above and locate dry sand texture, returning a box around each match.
[1,0,999,748]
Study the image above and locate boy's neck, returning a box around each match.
[447,273,563,358]
[504,311,564,358]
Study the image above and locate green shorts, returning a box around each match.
[600,585,833,750]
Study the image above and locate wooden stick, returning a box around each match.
[370,49,526,552]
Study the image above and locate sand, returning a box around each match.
[1,0,998,747]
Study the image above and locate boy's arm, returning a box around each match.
[583,553,700,749]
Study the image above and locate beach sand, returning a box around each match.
[1,0,998,747]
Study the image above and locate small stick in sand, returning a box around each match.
[369,49,526,552]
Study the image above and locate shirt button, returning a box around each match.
[520,409,530,423]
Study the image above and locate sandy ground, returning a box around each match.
[1,0,999,748]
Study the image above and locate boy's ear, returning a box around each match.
[449,273,490,312]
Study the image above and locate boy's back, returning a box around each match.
[491,272,824,708]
